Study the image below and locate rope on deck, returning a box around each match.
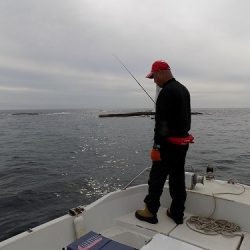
[186,179,245,237]
[186,216,241,237]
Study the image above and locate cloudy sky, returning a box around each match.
[0,0,249,110]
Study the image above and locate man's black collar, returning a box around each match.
[163,78,175,87]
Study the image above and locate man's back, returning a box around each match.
[155,78,191,139]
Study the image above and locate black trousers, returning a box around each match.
[144,143,189,220]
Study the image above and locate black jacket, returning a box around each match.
[154,78,191,145]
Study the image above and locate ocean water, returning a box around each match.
[0,108,250,241]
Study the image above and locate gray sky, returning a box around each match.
[0,0,249,110]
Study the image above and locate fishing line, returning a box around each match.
[113,55,155,104]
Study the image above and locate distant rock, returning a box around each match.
[99,111,154,117]
[99,111,202,118]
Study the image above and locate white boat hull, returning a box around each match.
[1,179,250,250]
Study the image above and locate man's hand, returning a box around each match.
[150,148,161,161]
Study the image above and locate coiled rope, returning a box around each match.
[186,179,245,237]
[186,216,241,236]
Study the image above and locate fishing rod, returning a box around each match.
[113,55,155,104]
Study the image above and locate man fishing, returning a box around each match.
[135,60,193,224]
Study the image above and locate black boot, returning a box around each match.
[166,209,183,224]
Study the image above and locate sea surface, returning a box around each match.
[0,108,250,241]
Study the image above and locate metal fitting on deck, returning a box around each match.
[69,206,85,216]
[206,166,215,180]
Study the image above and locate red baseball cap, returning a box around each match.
[146,60,170,78]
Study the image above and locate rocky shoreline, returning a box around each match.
[99,111,202,118]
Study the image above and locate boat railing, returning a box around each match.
[122,167,151,190]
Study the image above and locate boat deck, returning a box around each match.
[101,207,247,250]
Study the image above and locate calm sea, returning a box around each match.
[0,108,250,241]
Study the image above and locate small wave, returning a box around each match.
[12,112,40,116]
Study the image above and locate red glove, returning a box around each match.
[150,148,161,161]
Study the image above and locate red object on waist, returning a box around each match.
[167,134,194,145]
